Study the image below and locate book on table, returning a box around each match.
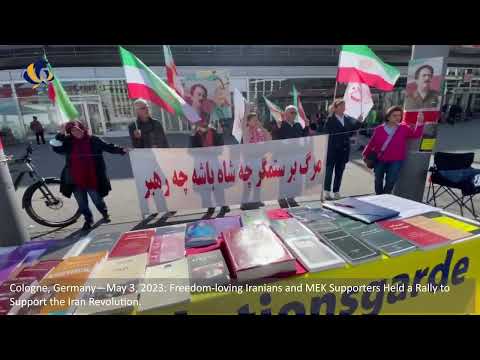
[80,232,122,256]
[345,222,417,257]
[241,209,271,226]
[138,258,191,313]
[185,220,218,248]
[188,250,230,289]
[311,227,381,265]
[148,231,185,267]
[270,218,346,272]
[109,229,155,258]
[323,197,400,224]
[223,224,297,281]
[74,253,148,315]
[379,218,452,250]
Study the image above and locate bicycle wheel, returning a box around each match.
[23,178,82,228]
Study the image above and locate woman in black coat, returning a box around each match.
[51,121,128,230]
[323,99,364,200]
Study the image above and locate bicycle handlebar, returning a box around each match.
[5,144,33,164]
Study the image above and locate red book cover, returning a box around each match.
[223,224,296,280]
[148,233,185,266]
[14,260,61,282]
[109,229,155,258]
[266,209,292,220]
[379,219,450,249]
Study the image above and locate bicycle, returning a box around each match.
[9,143,81,227]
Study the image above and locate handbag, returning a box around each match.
[364,126,398,169]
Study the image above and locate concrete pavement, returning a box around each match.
[4,118,479,242]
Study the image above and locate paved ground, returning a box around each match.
[3,118,480,243]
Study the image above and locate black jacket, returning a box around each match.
[277,121,308,140]
[51,134,126,198]
[190,129,224,148]
[128,118,169,148]
[324,114,362,165]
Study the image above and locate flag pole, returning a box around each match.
[360,84,363,120]
[332,46,342,103]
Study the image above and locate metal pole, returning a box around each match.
[333,81,338,101]
[393,45,450,202]
[0,136,30,246]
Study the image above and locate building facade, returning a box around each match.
[1,45,479,144]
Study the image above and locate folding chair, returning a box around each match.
[425,152,480,219]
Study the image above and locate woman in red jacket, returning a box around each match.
[363,106,424,195]
[51,121,128,230]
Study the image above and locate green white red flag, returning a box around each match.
[47,61,79,123]
[292,85,307,129]
[163,45,184,97]
[337,45,400,91]
[263,96,284,126]
[119,46,200,123]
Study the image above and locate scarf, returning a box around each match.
[69,136,98,190]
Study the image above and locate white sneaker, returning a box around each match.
[324,192,333,201]
[334,192,341,200]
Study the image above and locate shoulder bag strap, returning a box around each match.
[379,126,399,156]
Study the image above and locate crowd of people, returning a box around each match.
[48,97,427,230]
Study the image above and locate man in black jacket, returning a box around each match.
[277,105,309,139]
[324,99,364,200]
[128,99,169,148]
[277,105,309,208]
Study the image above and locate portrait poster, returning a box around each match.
[405,57,444,112]
[403,57,445,152]
[183,70,232,127]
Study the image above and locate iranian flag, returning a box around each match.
[163,45,184,97]
[119,46,200,123]
[337,45,400,91]
[292,85,307,129]
[263,96,284,125]
[47,63,79,123]
[344,82,373,120]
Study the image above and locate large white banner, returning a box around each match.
[129,136,329,215]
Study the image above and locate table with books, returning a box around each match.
[1,194,480,315]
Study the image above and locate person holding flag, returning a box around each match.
[324,44,401,200]
[323,99,364,200]
[128,99,169,148]
[46,54,129,230]
[52,121,129,231]
[277,105,309,140]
